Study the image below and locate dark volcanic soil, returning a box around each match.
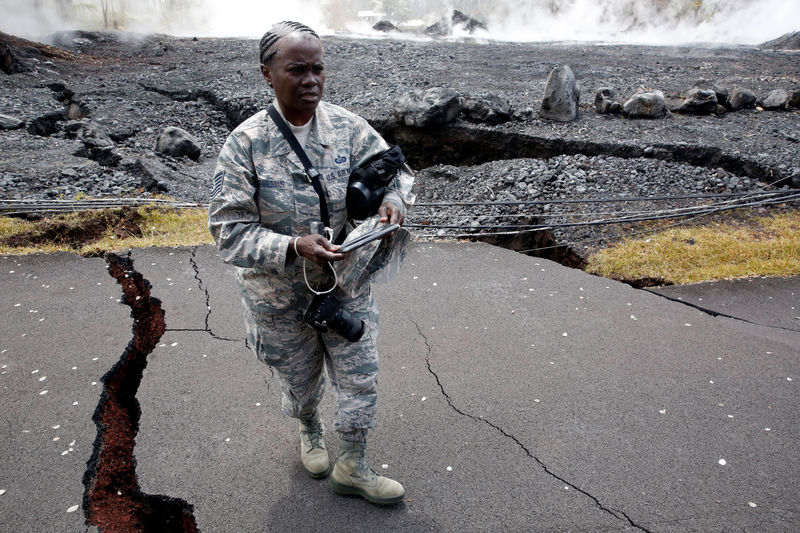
[1,31,798,258]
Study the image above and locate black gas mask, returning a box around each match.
[346,145,406,220]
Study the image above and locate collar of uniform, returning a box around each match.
[312,102,333,147]
[267,103,332,159]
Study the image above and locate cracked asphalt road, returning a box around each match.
[1,243,798,532]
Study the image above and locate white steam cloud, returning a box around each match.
[0,0,796,46]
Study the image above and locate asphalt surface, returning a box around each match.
[0,242,798,532]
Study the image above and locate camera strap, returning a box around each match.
[268,104,338,296]
[267,104,331,229]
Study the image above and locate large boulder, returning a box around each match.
[758,89,789,110]
[0,113,24,130]
[539,65,580,122]
[691,80,729,107]
[594,87,621,114]
[461,93,512,124]
[675,87,718,115]
[728,87,757,110]
[155,126,202,161]
[622,90,667,118]
[393,87,461,127]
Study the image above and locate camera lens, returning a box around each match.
[329,306,365,342]
[304,294,365,342]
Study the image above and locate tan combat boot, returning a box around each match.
[329,438,405,505]
[299,413,329,478]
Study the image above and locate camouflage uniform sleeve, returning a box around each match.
[349,117,415,217]
[208,132,292,273]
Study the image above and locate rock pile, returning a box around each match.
[596,79,798,117]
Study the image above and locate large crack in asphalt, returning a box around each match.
[410,319,652,533]
[82,252,199,533]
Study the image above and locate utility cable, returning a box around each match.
[407,192,799,235]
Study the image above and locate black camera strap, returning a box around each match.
[267,104,331,228]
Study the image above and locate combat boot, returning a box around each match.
[299,412,329,478]
[329,438,405,505]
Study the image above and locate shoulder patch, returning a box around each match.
[211,171,224,198]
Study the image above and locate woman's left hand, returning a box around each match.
[378,201,404,226]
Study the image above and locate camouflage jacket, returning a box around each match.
[208,101,414,314]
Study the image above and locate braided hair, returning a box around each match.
[259,21,320,66]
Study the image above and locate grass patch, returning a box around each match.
[586,211,800,285]
[0,207,213,255]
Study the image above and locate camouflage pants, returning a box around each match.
[243,286,379,434]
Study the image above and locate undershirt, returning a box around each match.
[289,119,312,149]
[276,103,313,148]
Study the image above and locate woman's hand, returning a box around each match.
[292,233,346,265]
[378,201,404,226]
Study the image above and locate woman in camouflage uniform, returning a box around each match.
[208,21,413,505]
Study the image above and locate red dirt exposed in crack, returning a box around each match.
[82,252,198,533]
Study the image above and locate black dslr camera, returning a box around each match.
[301,221,365,342]
[346,145,406,220]
[303,293,365,342]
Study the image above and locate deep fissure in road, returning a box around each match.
[410,319,652,533]
[82,252,198,533]
[380,121,790,270]
[381,122,781,183]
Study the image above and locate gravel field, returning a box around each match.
[1,30,798,260]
